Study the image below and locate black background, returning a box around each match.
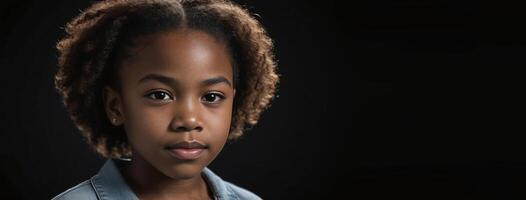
[0,0,523,199]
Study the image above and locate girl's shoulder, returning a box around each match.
[50,159,139,200]
[51,180,98,200]
[202,167,262,200]
[222,180,262,200]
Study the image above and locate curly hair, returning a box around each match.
[54,0,279,158]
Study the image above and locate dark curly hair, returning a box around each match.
[54,0,279,158]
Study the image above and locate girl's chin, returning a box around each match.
[160,162,206,180]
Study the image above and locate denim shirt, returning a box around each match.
[51,159,261,200]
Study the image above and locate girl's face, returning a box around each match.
[104,29,235,179]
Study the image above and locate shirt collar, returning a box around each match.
[90,159,236,200]
[90,159,139,200]
[201,167,238,200]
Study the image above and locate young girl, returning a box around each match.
[51,0,278,199]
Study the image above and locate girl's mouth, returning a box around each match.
[165,140,208,160]
[167,148,205,160]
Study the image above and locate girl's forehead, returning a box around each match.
[120,29,234,82]
[131,29,225,51]
[127,29,228,63]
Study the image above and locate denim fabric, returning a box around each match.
[52,159,261,200]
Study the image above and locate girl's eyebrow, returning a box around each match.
[138,73,232,88]
[202,76,232,87]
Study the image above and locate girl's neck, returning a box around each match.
[119,153,212,200]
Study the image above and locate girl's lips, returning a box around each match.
[165,140,208,160]
[167,148,204,160]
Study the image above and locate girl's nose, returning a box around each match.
[170,98,203,132]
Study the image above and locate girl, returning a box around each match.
[52,0,278,199]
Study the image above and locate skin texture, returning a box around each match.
[102,29,236,200]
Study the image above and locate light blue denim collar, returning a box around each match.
[89,159,237,200]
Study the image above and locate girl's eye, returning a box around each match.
[146,91,173,101]
[202,93,225,103]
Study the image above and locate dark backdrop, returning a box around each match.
[0,0,522,199]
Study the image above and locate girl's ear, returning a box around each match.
[103,86,124,126]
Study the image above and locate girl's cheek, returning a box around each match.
[125,103,170,136]
[207,108,233,135]
[142,108,171,130]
